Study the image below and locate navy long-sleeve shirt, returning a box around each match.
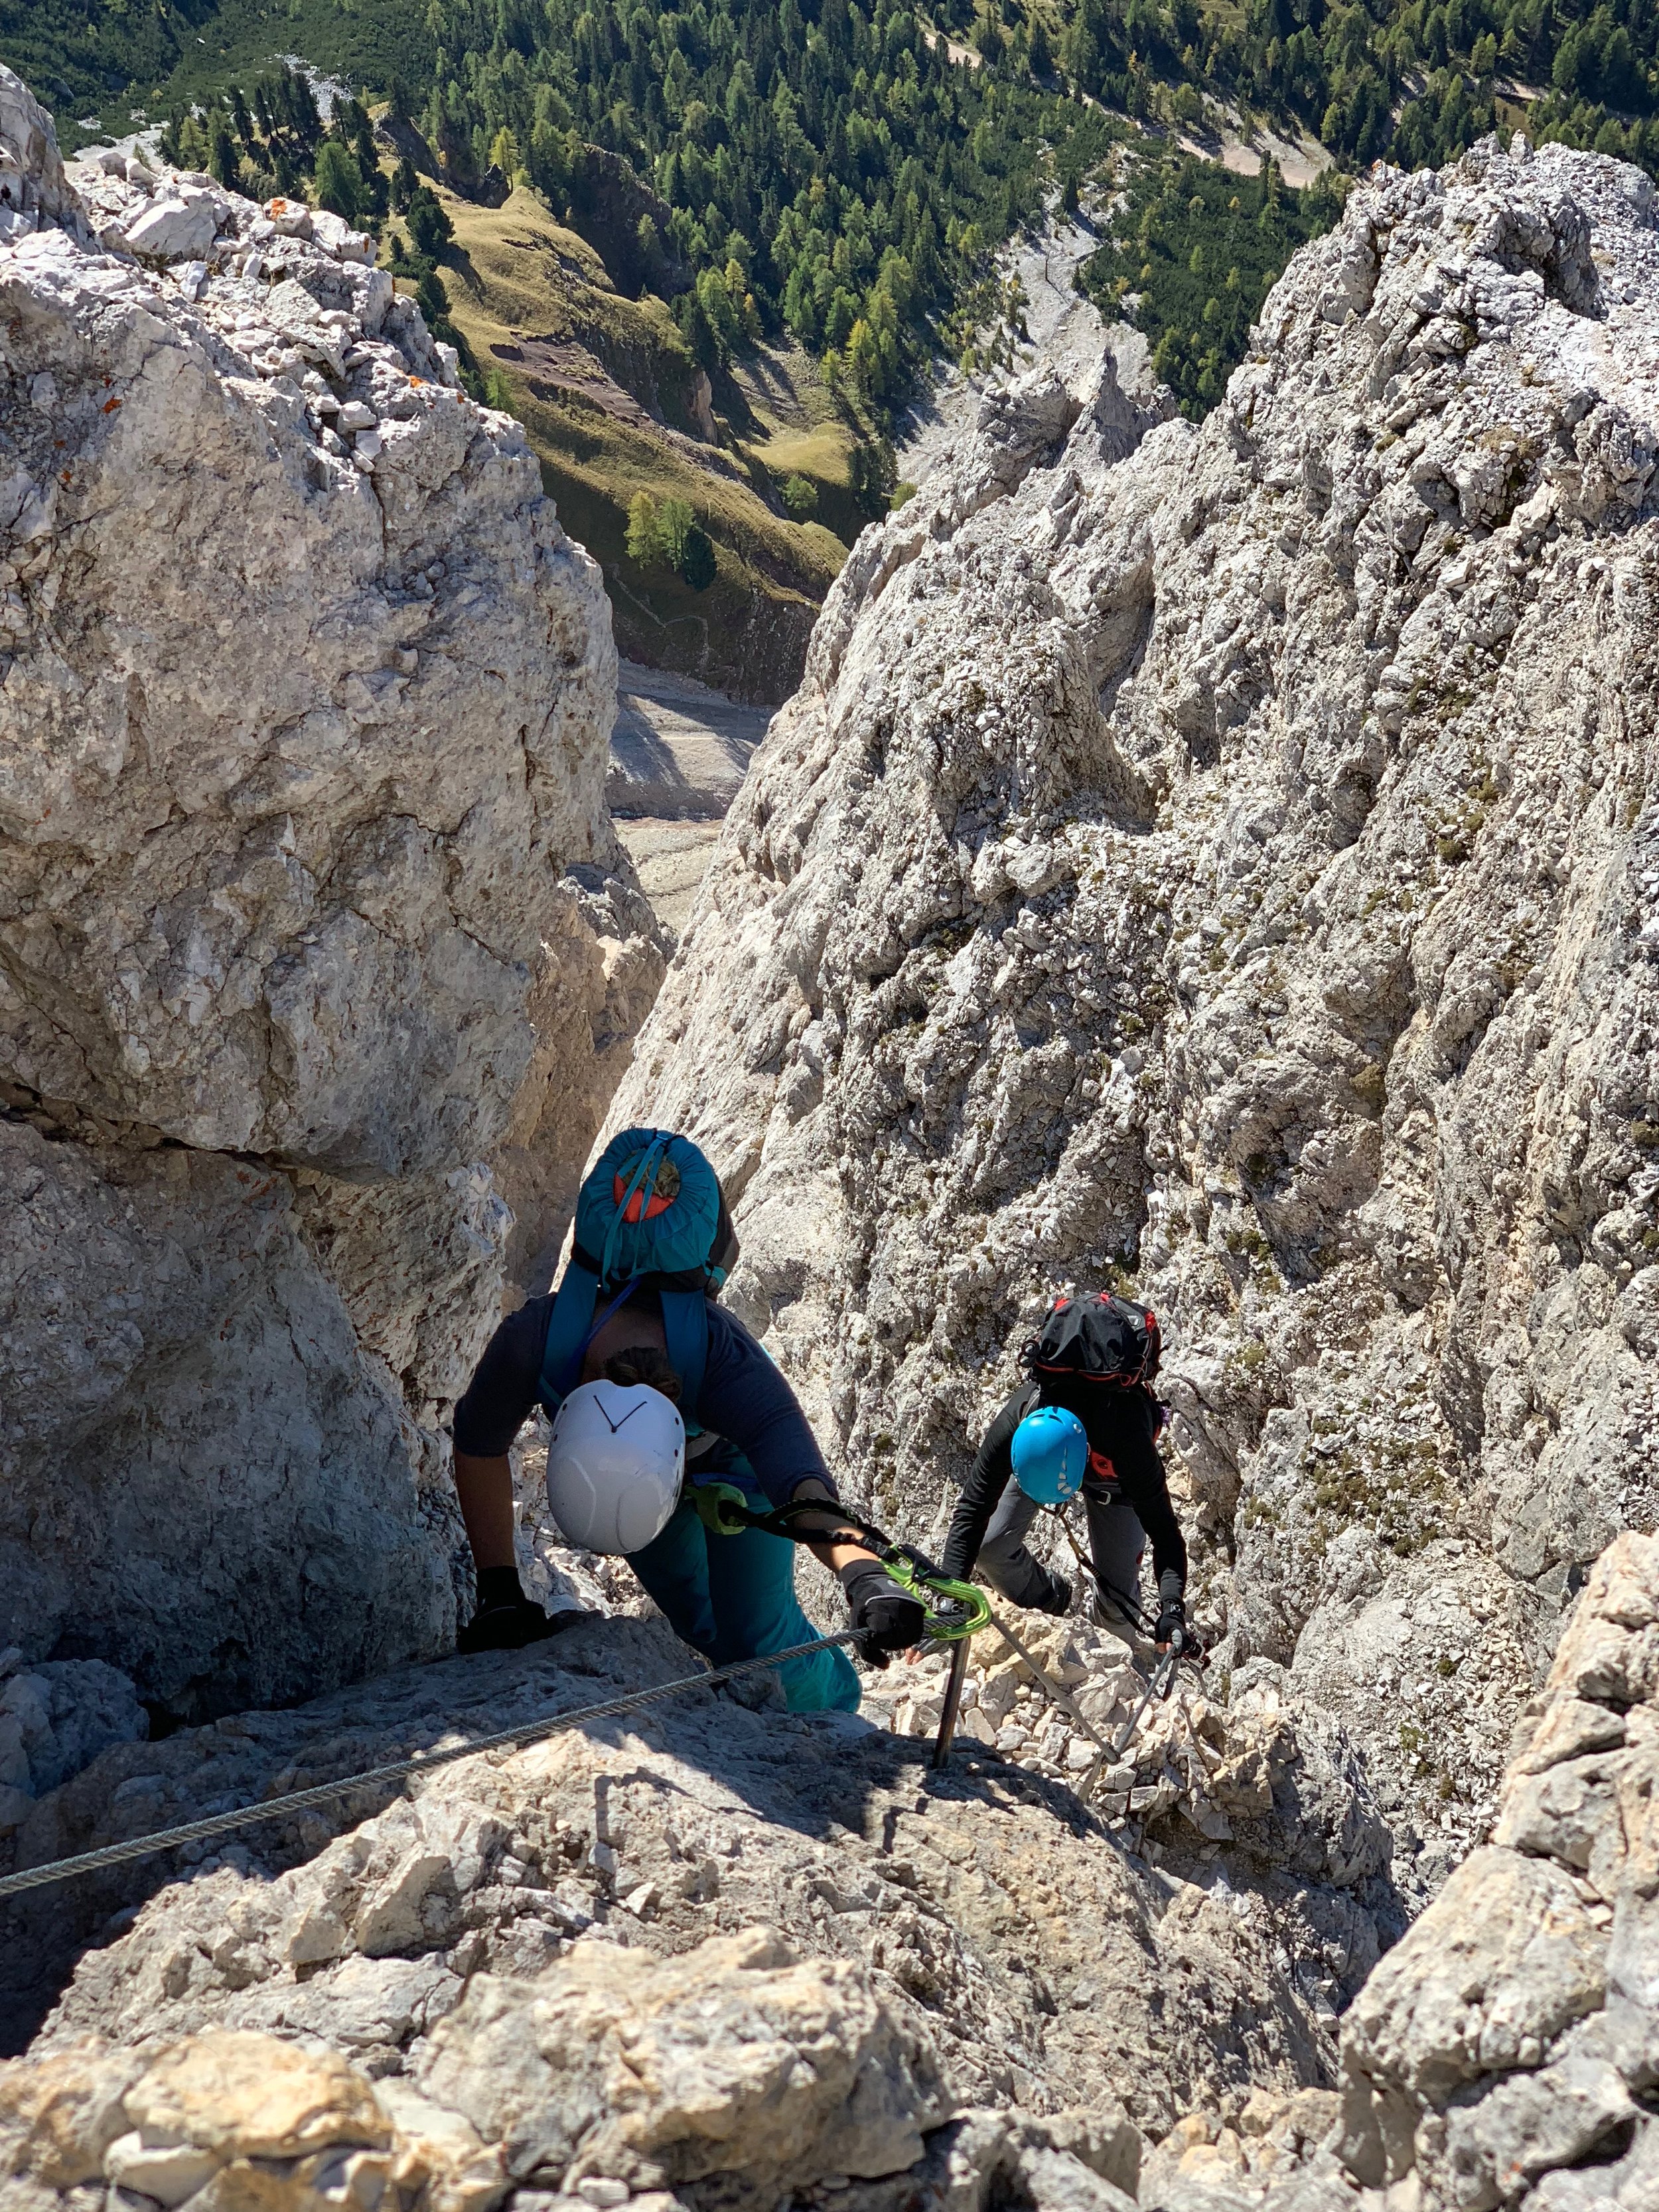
[453,1293,831,1511]
[942,1380,1187,1591]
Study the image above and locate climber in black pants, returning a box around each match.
[938,1293,1190,1649]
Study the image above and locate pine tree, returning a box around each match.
[625,491,662,563]
[680,523,717,589]
[208,116,240,190]
[315,141,366,225]
[406,183,455,258]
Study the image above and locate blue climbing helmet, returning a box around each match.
[538,1129,734,1426]
[1010,1404,1089,1504]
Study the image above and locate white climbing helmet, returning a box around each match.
[545,1380,685,1555]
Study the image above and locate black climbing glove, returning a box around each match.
[1153,1573,1187,1652]
[839,1560,927,1667]
[1040,1569,1073,1618]
[458,1567,574,1653]
[1152,1602,1186,1651]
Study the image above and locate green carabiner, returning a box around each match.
[691,1481,754,1537]
[689,1489,990,1643]
[885,1558,991,1641]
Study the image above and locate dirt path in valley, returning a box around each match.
[609,660,774,934]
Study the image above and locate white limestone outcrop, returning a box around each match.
[0,67,662,1742]
[1333,1530,1659,2209]
[4,1536,1652,2209]
[4,1606,1358,2158]
[611,137,1659,1892]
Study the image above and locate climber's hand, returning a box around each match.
[458,1595,563,1652]
[459,1568,577,1653]
[1040,1569,1073,1618]
[1152,1596,1187,1653]
[839,1561,928,1667]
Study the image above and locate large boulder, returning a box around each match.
[0,64,662,1733]
[1335,1531,1659,2209]
[413,1925,950,2201]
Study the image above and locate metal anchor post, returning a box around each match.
[932,1635,972,1767]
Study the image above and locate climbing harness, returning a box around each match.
[0,1630,861,1904]
[689,1483,991,1643]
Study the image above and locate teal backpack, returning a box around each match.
[537,1128,730,1424]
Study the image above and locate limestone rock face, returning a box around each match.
[7,110,1659,2212]
[5,1611,1369,2154]
[0,1649,147,1834]
[1334,1530,1659,2209]
[865,1616,1394,1932]
[1,1543,1650,2210]
[0,71,86,242]
[0,68,662,1741]
[610,138,1659,1878]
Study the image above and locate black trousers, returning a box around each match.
[975,1478,1146,1621]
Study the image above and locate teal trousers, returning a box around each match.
[626,1490,862,1714]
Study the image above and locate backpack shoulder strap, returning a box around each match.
[661,1290,711,1431]
[537,1262,601,1418]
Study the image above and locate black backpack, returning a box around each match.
[1023,1292,1161,1388]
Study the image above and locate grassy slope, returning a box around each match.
[733,402,874,549]
[11,7,1336,696]
[438,186,853,705]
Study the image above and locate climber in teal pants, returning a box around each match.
[450,1128,926,1703]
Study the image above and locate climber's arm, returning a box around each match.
[699,1307,878,1569]
[786,1477,882,1574]
[450,1297,555,1635]
[453,1451,517,1572]
[695,1311,921,1659]
[939,1393,1026,1582]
